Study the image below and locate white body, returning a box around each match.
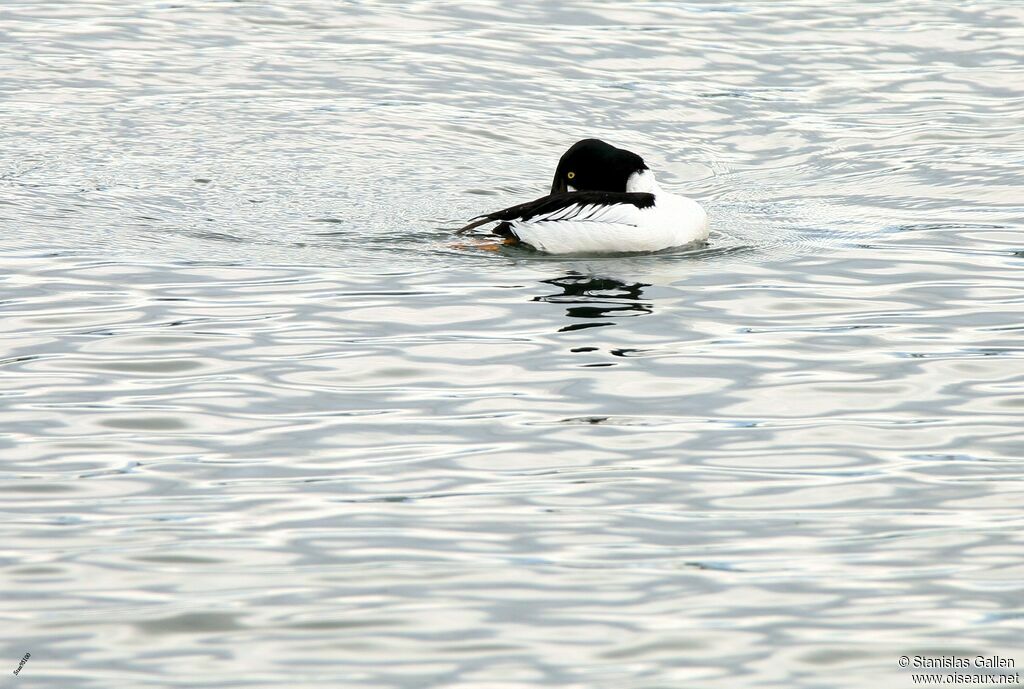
[508,171,708,255]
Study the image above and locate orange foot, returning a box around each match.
[450,239,517,252]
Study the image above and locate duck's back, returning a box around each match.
[504,193,708,254]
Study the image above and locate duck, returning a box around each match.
[458,138,708,254]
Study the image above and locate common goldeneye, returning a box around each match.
[459,139,708,254]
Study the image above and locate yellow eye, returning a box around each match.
[567,171,576,180]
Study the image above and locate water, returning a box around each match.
[2,1,1023,686]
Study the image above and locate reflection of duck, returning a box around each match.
[536,273,651,332]
[459,139,708,254]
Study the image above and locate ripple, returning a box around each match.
[1,1,1023,687]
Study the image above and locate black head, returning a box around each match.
[550,138,648,193]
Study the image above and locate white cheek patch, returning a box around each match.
[567,184,577,192]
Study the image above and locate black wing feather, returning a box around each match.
[457,191,655,234]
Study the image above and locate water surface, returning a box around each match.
[2,1,1023,687]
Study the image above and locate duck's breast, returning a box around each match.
[657,193,709,247]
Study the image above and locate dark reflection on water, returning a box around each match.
[536,273,652,332]
[1,1,1023,688]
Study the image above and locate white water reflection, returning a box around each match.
[2,1,1023,687]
